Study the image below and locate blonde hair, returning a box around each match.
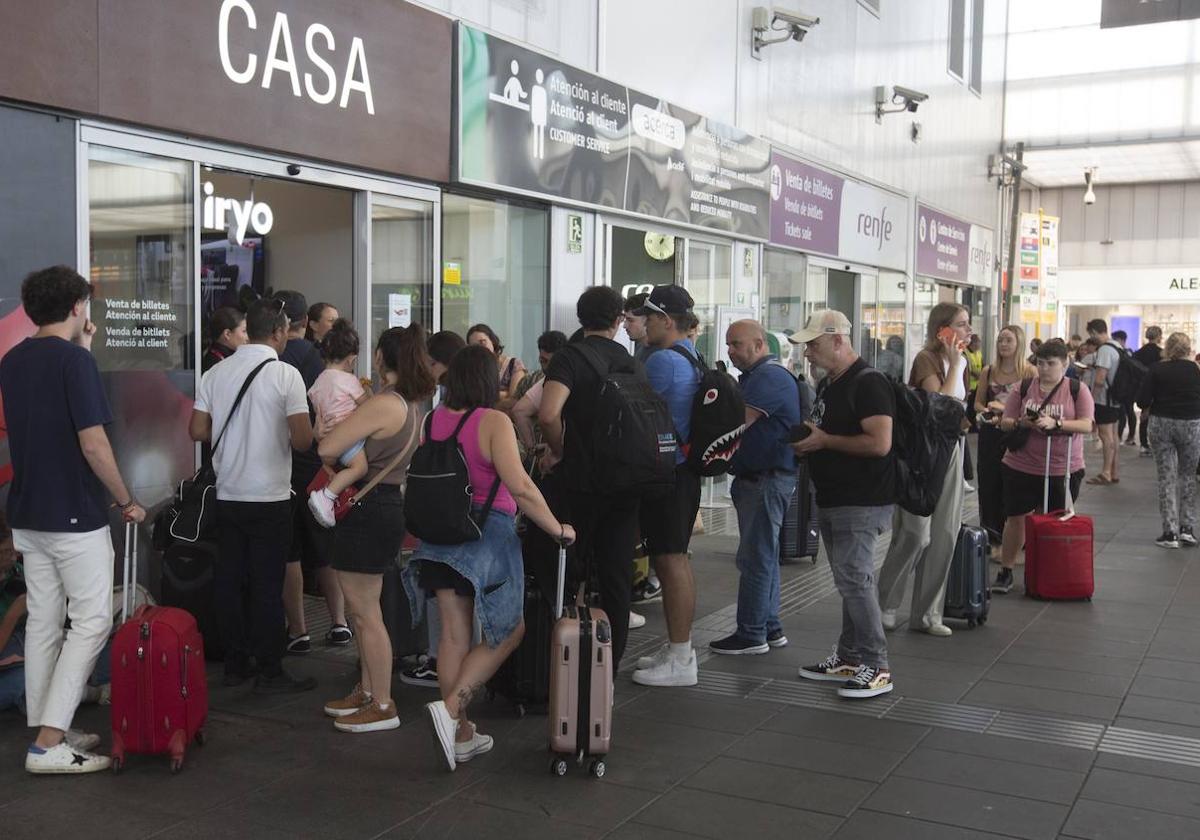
[1166,332,1193,360]
[994,324,1027,376]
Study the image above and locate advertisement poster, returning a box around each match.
[1039,215,1060,324]
[1018,212,1042,320]
[457,24,770,238]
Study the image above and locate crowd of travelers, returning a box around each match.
[1,263,1194,775]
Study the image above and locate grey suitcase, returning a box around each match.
[780,463,819,562]
[943,524,990,628]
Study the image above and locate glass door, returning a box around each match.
[684,239,733,368]
[369,197,436,361]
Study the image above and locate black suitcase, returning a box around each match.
[780,464,820,562]
[381,557,423,661]
[943,524,990,628]
[487,574,553,715]
[160,540,224,661]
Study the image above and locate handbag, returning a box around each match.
[306,399,421,524]
[1001,377,1066,454]
[167,359,274,543]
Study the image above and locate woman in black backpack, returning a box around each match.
[403,345,575,772]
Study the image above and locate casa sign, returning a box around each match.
[218,0,375,115]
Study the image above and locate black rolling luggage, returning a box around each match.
[780,463,820,562]
[943,524,990,628]
[159,539,224,661]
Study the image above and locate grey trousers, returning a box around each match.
[819,504,894,669]
[878,439,966,629]
[1148,415,1200,534]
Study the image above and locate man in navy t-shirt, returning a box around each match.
[0,265,145,774]
[712,320,800,655]
[628,285,703,688]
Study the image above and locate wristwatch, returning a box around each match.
[1055,418,1063,431]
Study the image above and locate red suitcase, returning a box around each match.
[1024,434,1094,600]
[548,545,613,778]
[110,524,208,772]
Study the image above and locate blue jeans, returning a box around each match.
[819,505,894,669]
[731,471,797,643]
[0,627,27,714]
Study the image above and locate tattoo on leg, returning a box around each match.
[455,682,484,716]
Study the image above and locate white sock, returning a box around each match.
[322,488,337,501]
[668,641,692,664]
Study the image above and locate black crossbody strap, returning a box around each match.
[211,359,273,456]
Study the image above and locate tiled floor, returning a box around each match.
[4,438,1200,838]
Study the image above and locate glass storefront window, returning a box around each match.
[876,272,908,382]
[371,201,434,347]
[763,248,806,373]
[88,147,194,507]
[442,194,548,369]
[687,241,732,366]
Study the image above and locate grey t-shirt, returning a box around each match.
[1093,343,1121,405]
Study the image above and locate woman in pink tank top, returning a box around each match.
[403,345,575,771]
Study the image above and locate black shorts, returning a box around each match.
[1094,404,1122,425]
[639,465,702,556]
[331,485,406,575]
[418,560,475,598]
[1002,464,1084,517]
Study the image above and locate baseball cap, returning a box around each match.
[631,285,694,317]
[787,309,853,344]
[271,290,308,322]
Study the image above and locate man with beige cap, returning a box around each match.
[789,310,898,699]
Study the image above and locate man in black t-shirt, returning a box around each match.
[1,266,146,774]
[540,286,641,666]
[788,310,898,701]
[1134,326,1164,456]
[271,291,349,654]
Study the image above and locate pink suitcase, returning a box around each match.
[110,524,208,772]
[548,545,612,778]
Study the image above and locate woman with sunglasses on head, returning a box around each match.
[467,323,526,408]
[877,303,971,637]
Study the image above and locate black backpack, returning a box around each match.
[568,343,676,495]
[846,368,965,517]
[1104,342,1148,406]
[667,346,746,476]
[404,409,501,545]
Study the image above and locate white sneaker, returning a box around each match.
[628,611,646,629]
[425,700,458,772]
[636,643,669,671]
[963,481,976,494]
[633,650,698,687]
[881,610,898,631]
[64,730,101,752]
[307,489,337,529]
[454,724,494,763]
[922,622,953,637]
[25,741,111,774]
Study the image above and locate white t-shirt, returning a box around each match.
[1093,342,1121,406]
[943,354,969,401]
[195,343,309,502]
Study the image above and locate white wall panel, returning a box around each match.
[414,0,598,69]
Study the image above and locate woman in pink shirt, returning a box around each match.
[987,339,1095,593]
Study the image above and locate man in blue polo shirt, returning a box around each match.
[710,319,800,655]
[629,285,703,687]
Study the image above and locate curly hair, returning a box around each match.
[21,265,92,326]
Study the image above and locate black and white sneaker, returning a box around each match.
[767,629,788,648]
[326,624,353,646]
[1180,529,1198,548]
[400,660,440,689]
[631,576,663,604]
[286,633,312,654]
[1140,446,1153,458]
[1156,531,1181,549]
[708,634,769,655]
[991,567,1014,594]
[837,665,894,699]
[798,651,859,682]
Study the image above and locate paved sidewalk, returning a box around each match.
[4,440,1200,839]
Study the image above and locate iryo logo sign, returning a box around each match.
[203,182,274,245]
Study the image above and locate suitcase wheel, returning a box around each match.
[194,729,207,747]
[110,756,123,774]
[514,703,527,720]
[550,757,569,777]
[170,757,183,774]
[589,759,606,778]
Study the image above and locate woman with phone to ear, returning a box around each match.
[876,303,971,638]
[975,326,1036,554]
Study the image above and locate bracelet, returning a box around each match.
[115,499,135,511]
[559,524,565,541]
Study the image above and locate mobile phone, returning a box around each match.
[980,409,997,422]
[937,326,956,344]
[1025,408,1041,421]
[788,423,812,443]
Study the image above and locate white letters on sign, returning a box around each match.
[218,0,376,115]
[203,182,274,245]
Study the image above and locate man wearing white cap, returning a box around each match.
[790,310,897,699]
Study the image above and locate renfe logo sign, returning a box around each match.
[218,0,375,115]
[203,182,274,245]
[856,205,893,252]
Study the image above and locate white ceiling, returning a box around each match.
[1021,139,1200,188]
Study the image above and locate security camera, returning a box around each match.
[892,85,929,104]
[876,85,931,122]
[1083,168,1097,205]
[286,164,302,176]
[752,7,820,56]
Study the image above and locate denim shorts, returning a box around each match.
[331,485,405,575]
[339,438,367,467]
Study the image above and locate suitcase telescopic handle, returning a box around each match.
[121,521,138,623]
[554,544,567,622]
[1042,433,1076,518]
